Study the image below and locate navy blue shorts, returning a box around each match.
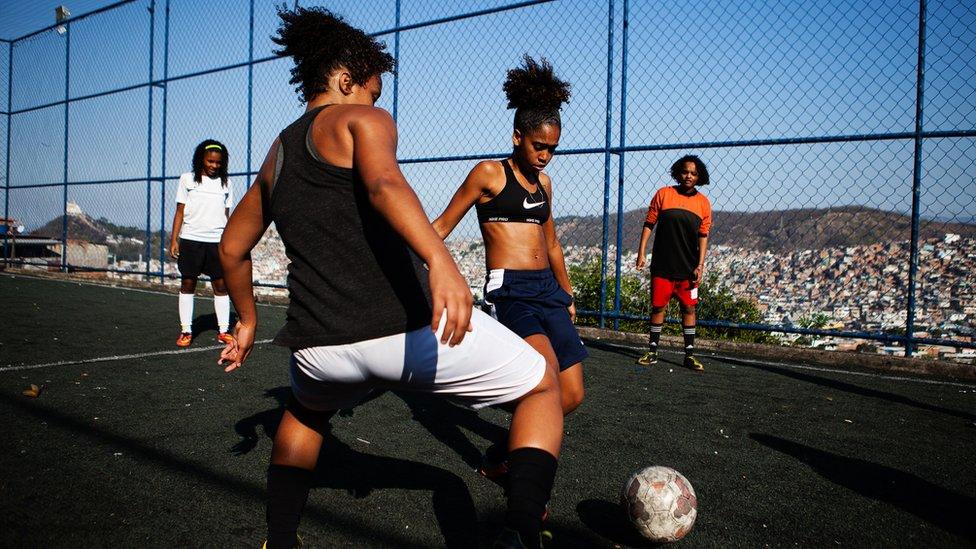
[483,268,588,371]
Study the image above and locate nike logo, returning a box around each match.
[523,197,545,209]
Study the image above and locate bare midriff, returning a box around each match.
[481,222,549,270]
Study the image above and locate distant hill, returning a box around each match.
[32,214,169,262]
[32,213,111,243]
[31,205,976,258]
[556,206,976,252]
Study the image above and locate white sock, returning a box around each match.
[178,293,194,333]
[214,294,230,333]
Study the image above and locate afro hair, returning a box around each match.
[272,6,394,104]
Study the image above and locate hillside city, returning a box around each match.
[12,204,973,363]
[236,226,974,361]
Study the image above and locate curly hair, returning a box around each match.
[504,55,571,133]
[670,155,710,186]
[192,139,229,187]
[272,6,394,104]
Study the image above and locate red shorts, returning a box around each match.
[651,277,698,309]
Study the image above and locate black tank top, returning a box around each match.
[270,105,432,348]
[475,159,551,225]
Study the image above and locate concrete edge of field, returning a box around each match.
[577,326,976,382]
[5,267,974,382]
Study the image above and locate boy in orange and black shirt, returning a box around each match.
[635,155,712,371]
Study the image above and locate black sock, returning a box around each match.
[648,322,663,351]
[267,464,313,549]
[683,325,696,356]
[505,447,558,548]
[485,440,509,464]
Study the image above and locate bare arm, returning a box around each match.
[694,235,709,285]
[169,204,185,259]
[637,191,661,270]
[636,225,653,270]
[541,178,576,321]
[350,108,473,345]
[217,139,277,371]
[431,161,498,239]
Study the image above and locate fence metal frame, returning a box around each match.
[2,0,974,355]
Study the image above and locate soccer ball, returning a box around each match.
[620,466,698,542]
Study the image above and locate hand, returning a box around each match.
[428,257,474,346]
[694,265,703,285]
[636,254,646,270]
[219,320,255,372]
[169,240,180,260]
[568,302,577,323]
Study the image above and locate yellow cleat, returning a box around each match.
[635,350,658,366]
[261,535,302,549]
[684,355,704,371]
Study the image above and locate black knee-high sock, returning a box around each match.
[505,448,558,548]
[648,322,663,351]
[682,325,696,356]
[485,438,509,464]
[267,464,313,549]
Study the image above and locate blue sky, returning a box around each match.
[1,0,973,239]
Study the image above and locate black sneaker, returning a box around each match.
[684,355,704,371]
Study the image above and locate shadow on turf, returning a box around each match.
[575,499,661,547]
[583,339,703,372]
[0,391,430,548]
[394,391,510,470]
[751,433,976,542]
[190,312,238,339]
[232,387,480,548]
[585,339,643,360]
[715,356,975,422]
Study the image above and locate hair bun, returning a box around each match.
[504,55,571,111]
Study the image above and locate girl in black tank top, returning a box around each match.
[432,56,587,467]
[219,10,569,548]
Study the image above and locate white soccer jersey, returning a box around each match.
[175,173,233,243]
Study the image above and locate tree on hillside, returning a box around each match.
[569,260,778,344]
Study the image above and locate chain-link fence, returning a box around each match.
[1,0,974,358]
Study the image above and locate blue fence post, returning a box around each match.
[61,21,71,272]
[3,41,12,264]
[157,2,170,284]
[160,0,170,282]
[246,0,254,178]
[392,0,401,122]
[906,0,927,358]
[599,0,616,329]
[146,0,157,281]
[612,0,630,331]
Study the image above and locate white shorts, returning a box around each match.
[290,308,546,411]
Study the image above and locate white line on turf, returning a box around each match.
[0,272,287,308]
[0,339,274,373]
[595,340,976,388]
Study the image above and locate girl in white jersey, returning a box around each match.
[169,139,234,347]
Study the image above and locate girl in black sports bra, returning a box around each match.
[434,56,587,477]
